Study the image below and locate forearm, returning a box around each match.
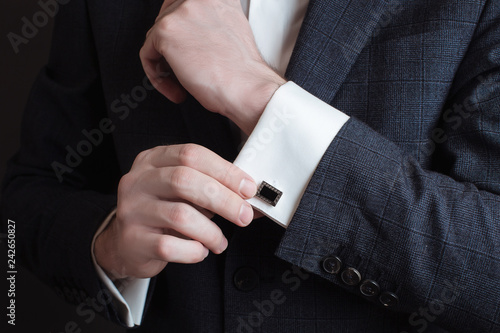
[0,0,127,324]
[1,164,122,319]
[276,117,500,332]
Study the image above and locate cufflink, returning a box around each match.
[256,181,282,207]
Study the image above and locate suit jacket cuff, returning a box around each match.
[91,208,150,327]
[234,81,349,227]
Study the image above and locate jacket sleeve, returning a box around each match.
[275,1,500,332]
[1,0,128,325]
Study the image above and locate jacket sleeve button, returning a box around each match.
[379,291,399,307]
[341,267,362,286]
[359,279,380,297]
[322,255,342,274]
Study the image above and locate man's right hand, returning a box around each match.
[94,144,257,280]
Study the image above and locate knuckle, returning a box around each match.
[116,202,137,227]
[118,173,134,192]
[156,15,172,32]
[189,242,205,263]
[219,193,232,208]
[221,163,239,186]
[192,243,208,262]
[204,230,221,248]
[178,144,200,167]
[117,174,138,206]
[135,149,151,165]
[176,1,195,17]
[115,205,129,223]
[221,195,238,219]
[168,204,191,226]
[155,237,171,260]
[169,166,192,192]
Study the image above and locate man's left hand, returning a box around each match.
[140,0,286,134]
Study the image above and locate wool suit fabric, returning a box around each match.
[2,0,500,332]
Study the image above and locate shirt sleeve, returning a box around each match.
[90,209,150,327]
[234,81,350,227]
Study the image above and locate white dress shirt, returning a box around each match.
[92,0,350,326]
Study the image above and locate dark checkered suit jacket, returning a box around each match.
[2,0,500,332]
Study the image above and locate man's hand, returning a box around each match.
[140,0,286,135]
[94,144,257,280]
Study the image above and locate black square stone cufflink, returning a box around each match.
[256,181,282,207]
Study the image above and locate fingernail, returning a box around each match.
[239,178,257,198]
[239,203,253,226]
[219,238,228,253]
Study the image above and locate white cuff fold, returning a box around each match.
[91,209,150,327]
[234,82,349,227]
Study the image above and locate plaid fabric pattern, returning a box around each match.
[2,0,499,332]
[277,0,500,331]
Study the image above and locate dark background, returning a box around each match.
[1,2,124,332]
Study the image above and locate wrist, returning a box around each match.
[225,63,286,135]
[94,219,127,281]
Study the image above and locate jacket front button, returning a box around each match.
[322,255,342,274]
[379,291,399,307]
[233,267,259,292]
[359,279,380,297]
[341,267,361,286]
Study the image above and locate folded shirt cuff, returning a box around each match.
[90,208,150,327]
[234,81,349,227]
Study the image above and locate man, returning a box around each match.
[2,0,500,332]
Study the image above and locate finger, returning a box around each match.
[146,144,258,199]
[161,199,215,220]
[141,0,187,102]
[192,204,215,220]
[140,38,187,103]
[132,200,228,253]
[141,166,254,227]
[142,232,210,264]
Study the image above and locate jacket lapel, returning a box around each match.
[286,0,390,103]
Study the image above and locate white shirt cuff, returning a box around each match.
[91,209,150,327]
[234,82,349,228]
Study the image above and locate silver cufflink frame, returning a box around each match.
[256,181,282,207]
